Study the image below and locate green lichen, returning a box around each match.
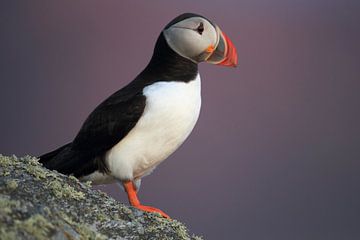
[143,215,195,240]
[23,155,41,166]
[75,224,107,240]
[96,212,107,222]
[0,154,19,167]
[43,206,51,215]
[25,164,47,179]
[15,214,55,240]
[58,211,107,240]
[68,175,79,182]
[58,211,75,225]
[85,180,92,188]
[1,171,10,176]
[0,195,21,214]
[5,179,19,191]
[15,155,59,181]
[46,180,85,200]
[0,228,17,240]
[25,162,59,180]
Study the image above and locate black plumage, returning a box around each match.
[39,31,198,178]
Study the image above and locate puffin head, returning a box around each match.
[163,13,238,67]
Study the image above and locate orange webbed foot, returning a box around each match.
[122,180,170,219]
[134,204,170,219]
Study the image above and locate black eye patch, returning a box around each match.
[196,22,204,35]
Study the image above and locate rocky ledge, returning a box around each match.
[0,155,202,240]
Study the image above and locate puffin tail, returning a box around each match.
[38,143,73,172]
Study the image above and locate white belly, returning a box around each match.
[105,74,201,181]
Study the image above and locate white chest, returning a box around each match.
[105,74,202,180]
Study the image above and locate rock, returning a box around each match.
[0,155,202,240]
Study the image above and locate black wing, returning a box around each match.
[40,83,146,177]
[72,91,146,153]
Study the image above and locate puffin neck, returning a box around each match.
[142,33,198,83]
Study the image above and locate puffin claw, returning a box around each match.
[134,204,170,219]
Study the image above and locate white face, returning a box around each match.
[163,17,219,63]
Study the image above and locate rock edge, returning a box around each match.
[0,155,202,240]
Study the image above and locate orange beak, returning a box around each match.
[205,26,238,67]
[216,31,238,67]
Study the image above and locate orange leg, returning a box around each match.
[123,180,170,219]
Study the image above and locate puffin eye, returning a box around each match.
[196,22,204,35]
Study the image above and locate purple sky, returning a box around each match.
[1,1,360,239]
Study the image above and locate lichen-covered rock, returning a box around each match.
[0,155,202,240]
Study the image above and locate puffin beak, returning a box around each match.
[205,26,238,67]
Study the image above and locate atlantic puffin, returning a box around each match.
[39,13,237,218]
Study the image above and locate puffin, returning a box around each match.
[39,13,237,218]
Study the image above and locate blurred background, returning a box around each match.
[1,0,360,239]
